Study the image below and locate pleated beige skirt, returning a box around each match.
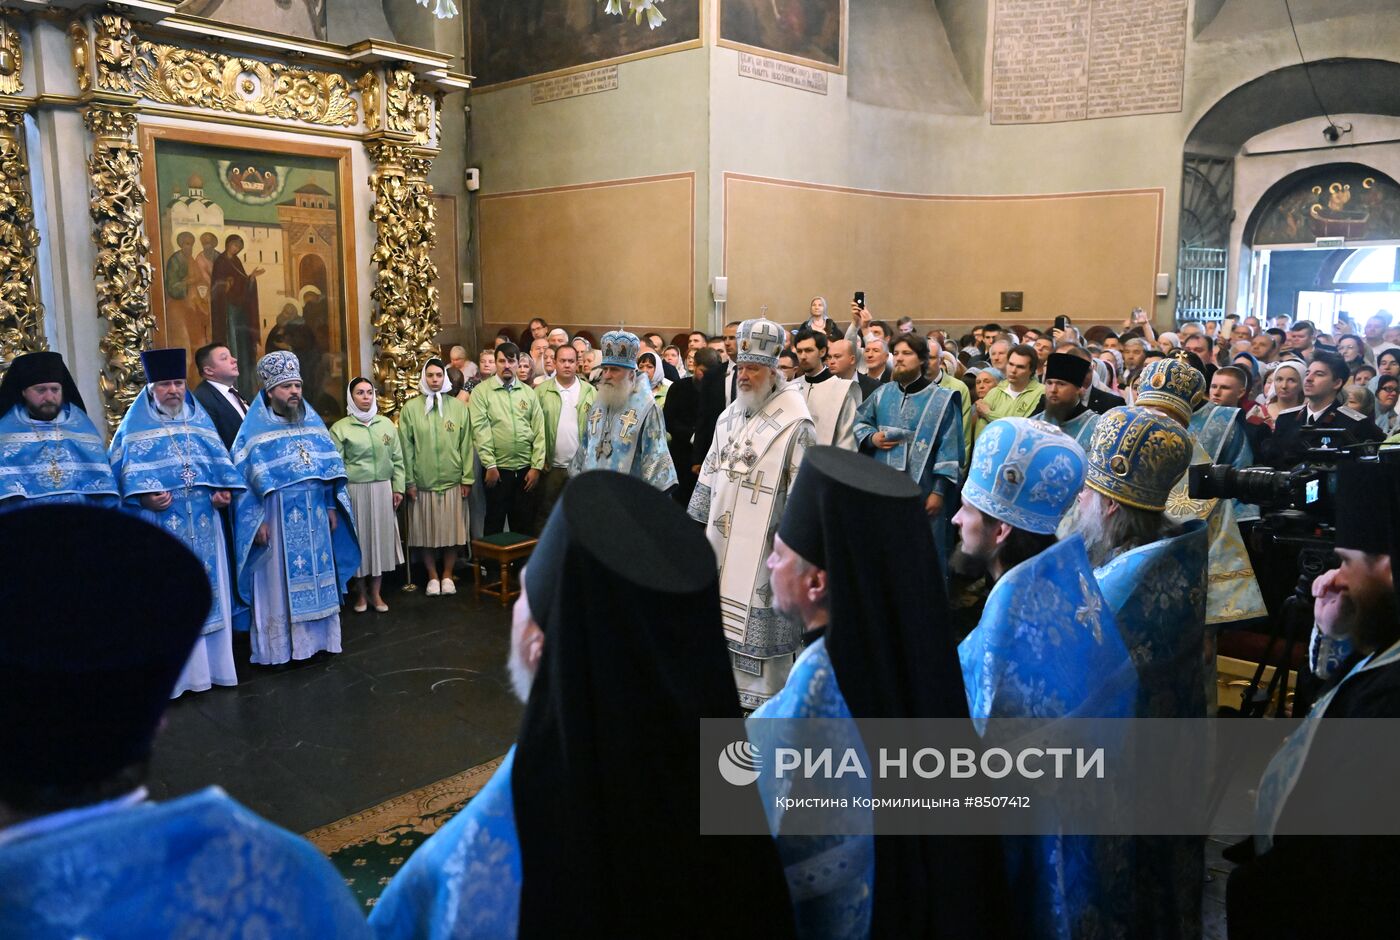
[407,485,468,549]
[347,479,405,577]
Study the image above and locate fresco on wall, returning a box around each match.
[719,0,843,71]
[1254,166,1400,245]
[177,0,327,41]
[146,134,354,423]
[469,0,702,88]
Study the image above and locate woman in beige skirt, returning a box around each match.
[398,359,475,596]
[330,378,406,612]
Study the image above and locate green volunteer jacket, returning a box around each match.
[975,379,1045,439]
[397,395,475,492]
[467,376,546,472]
[535,376,597,468]
[329,413,407,491]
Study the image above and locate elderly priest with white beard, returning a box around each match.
[689,317,816,710]
[569,329,677,490]
[108,348,246,697]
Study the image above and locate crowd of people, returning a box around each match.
[1,301,1398,937]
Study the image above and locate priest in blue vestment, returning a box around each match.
[750,446,1007,939]
[371,470,795,939]
[1066,405,1211,937]
[231,351,359,665]
[568,330,677,491]
[109,348,247,697]
[852,333,963,578]
[0,505,369,938]
[953,417,1139,938]
[1031,352,1099,449]
[0,351,118,511]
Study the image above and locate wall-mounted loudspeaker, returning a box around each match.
[1155,274,1170,297]
[712,276,728,303]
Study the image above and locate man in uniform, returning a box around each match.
[569,330,676,491]
[1262,352,1384,468]
[793,327,859,449]
[231,351,359,665]
[0,351,118,512]
[689,317,815,709]
[108,348,245,697]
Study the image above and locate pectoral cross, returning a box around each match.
[294,439,313,469]
[618,408,639,443]
[43,452,64,487]
[740,471,776,505]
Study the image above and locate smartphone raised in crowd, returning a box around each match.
[854,291,865,309]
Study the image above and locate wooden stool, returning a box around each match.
[471,533,538,606]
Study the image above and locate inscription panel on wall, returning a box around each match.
[991,0,1186,125]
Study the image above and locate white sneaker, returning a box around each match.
[426,579,441,596]
[440,578,456,595]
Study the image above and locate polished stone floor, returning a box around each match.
[148,582,522,834]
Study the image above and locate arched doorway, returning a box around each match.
[1176,57,1400,323]
[298,253,328,295]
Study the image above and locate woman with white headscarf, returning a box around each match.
[330,377,406,612]
[397,358,475,597]
[1266,360,1305,427]
[637,350,670,413]
[801,296,843,341]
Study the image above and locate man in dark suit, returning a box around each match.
[690,321,740,473]
[1260,353,1384,468]
[664,348,719,506]
[192,342,247,450]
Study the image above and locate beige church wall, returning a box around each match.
[722,174,1162,328]
[704,0,1400,329]
[466,46,711,339]
[478,173,696,336]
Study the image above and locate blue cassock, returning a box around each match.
[109,390,246,632]
[0,402,119,511]
[370,747,522,940]
[1094,520,1210,938]
[569,379,677,491]
[230,395,359,618]
[958,535,1138,940]
[1190,402,1255,520]
[747,638,875,940]
[852,382,962,497]
[0,788,369,938]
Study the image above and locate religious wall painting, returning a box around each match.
[1252,164,1400,246]
[468,0,702,88]
[718,0,843,72]
[176,0,327,42]
[139,126,359,425]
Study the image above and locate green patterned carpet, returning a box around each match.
[306,756,505,912]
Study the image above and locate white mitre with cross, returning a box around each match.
[735,318,784,368]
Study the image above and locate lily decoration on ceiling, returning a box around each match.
[602,0,666,29]
[416,0,458,20]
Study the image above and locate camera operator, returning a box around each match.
[1260,353,1383,468]
[1226,461,1400,939]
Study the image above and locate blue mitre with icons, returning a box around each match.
[600,330,641,370]
[1134,358,1204,425]
[256,350,301,389]
[1084,406,1193,512]
[736,318,784,368]
[963,417,1085,534]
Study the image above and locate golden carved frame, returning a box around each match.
[48,4,468,426]
[135,123,363,394]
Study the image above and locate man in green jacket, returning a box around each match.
[534,343,596,529]
[399,358,475,596]
[974,344,1044,441]
[468,343,547,542]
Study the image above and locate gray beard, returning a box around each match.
[596,375,635,409]
[737,375,780,415]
